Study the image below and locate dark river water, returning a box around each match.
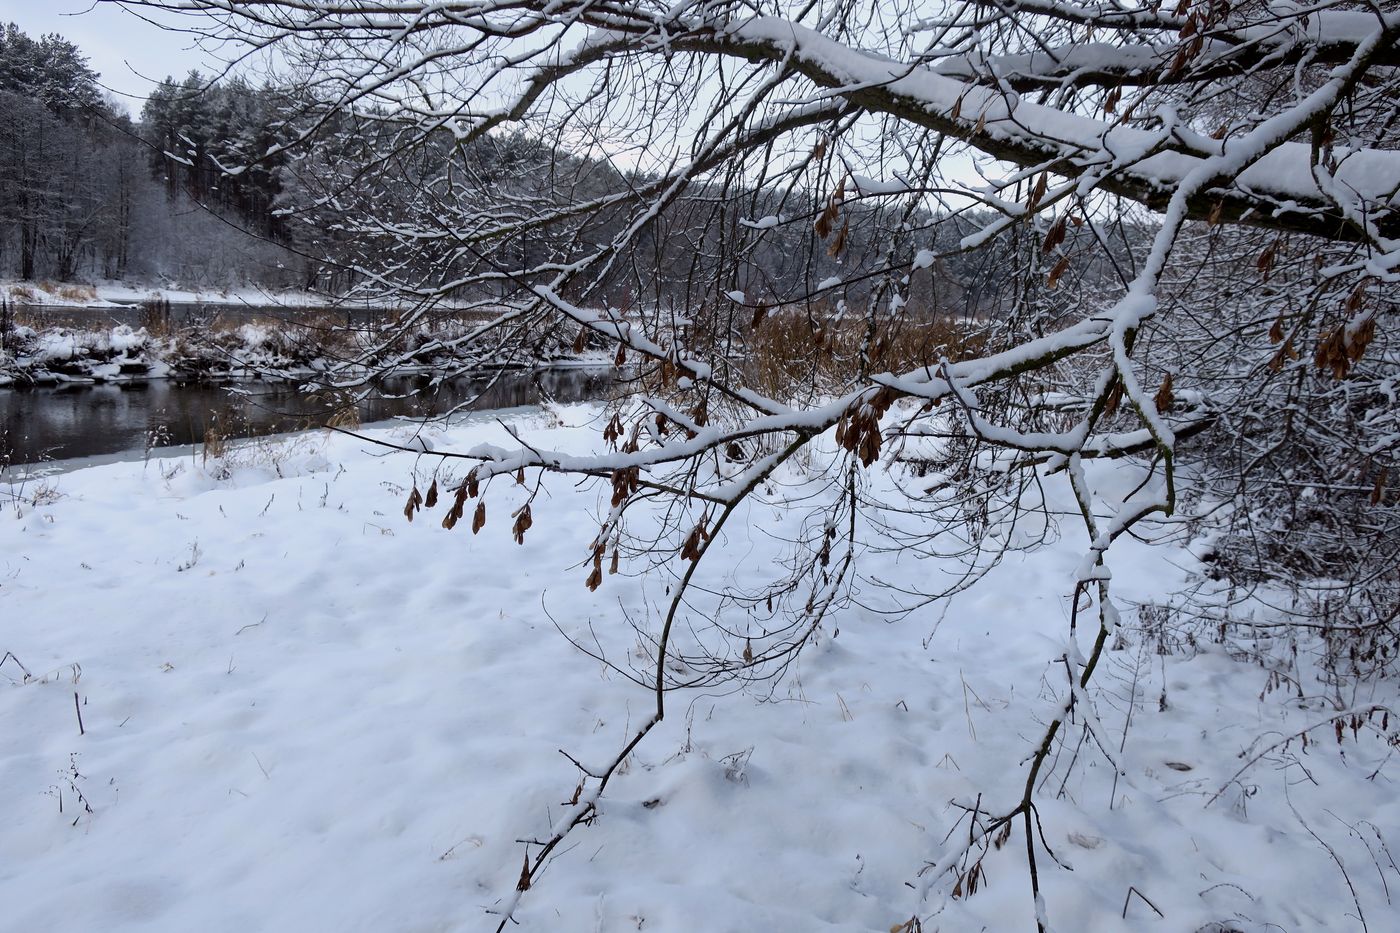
[1,367,614,469]
[13,301,413,330]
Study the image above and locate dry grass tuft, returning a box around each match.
[57,284,97,302]
[202,422,229,464]
[141,297,174,337]
[321,389,363,430]
[743,308,985,402]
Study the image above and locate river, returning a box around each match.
[1,367,614,469]
[8,300,416,330]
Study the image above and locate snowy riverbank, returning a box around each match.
[0,322,305,385]
[3,280,338,310]
[0,319,597,387]
[2,408,1397,931]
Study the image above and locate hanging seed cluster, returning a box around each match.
[511,504,532,544]
[399,437,645,591]
[401,479,442,521]
[1042,212,1080,290]
[835,387,898,467]
[1266,312,1301,372]
[584,518,623,591]
[1154,373,1174,413]
[403,485,423,521]
[813,176,845,241]
[1314,306,1375,379]
[602,412,625,450]
[1103,378,1125,417]
[440,469,481,530]
[423,467,522,540]
[611,467,640,507]
[680,515,712,562]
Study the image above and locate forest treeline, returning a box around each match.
[0,21,1134,314]
[0,23,323,290]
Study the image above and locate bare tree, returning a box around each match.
[111,1,1398,928]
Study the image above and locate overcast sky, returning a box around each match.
[0,1,217,114]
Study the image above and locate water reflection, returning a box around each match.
[1,368,613,467]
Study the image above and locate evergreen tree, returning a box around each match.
[0,23,102,119]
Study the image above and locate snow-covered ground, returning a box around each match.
[2,407,1396,932]
[1,279,492,312]
[3,279,338,310]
